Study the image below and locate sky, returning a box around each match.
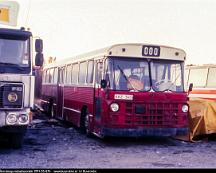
[1,0,216,65]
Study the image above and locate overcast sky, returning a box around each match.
[1,0,216,65]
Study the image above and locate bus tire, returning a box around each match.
[8,133,24,149]
[49,105,54,118]
[84,113,92,137]
[80,108,91,137]
[47,99,54,118]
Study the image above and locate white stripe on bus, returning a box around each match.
[189,94,216,99]
[63,107,81,113]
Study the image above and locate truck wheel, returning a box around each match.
[8,133,24,149]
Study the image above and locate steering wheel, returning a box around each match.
[154,79,166,87]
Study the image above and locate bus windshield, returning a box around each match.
[0,37,30,74]
[150,60,184,92]
[106,57,184,92]
[106,57,151,91]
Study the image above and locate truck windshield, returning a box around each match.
[0,37,30,74]
[106,57,184,92]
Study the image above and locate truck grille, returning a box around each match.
[0,83,23,109]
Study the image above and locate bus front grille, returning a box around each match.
[125,103,180,126]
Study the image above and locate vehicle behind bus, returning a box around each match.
[40,44,189,138]
[185,64,216,100]
[0,27,43,148]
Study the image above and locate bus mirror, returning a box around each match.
[101,79,107,89]
[188,83,193,92]
[35,39,43,53]
[35,53,44,67]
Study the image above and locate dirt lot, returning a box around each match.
[0,113,216,169]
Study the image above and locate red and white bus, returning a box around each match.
[40,43,189,137]
[185,64,216,100]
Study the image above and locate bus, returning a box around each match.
[0,27,43,148]
[185,64,216,100]
[40,43,189,138]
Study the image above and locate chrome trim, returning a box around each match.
[63,107,81,113]
[41,99,49,103]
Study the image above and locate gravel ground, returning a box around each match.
[0,113,216,169]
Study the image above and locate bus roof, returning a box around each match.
[44,43,186,69]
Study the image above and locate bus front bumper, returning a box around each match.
[101,127,189,137]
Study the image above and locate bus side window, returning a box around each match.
[72,63,79,84]
[184,69,189,90]
[42,70,46,84]
[188,68,208,88]
[207,67,216,87]
[59,68,62,84]
[59,67,65,84]
[96,61,103,84]
[66,64,72,84]
[53,67,58,84]
[46,69,50,83]
[79,61,87,84]
[50,68,54,84]
[87,60,94,84]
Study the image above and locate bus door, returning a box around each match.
[57,66,65,120]
[94,60,104,127]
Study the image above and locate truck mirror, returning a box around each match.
[101,79,107,89]
[188,83,193,93]
[35,39,43,53]
[35,53,44,67]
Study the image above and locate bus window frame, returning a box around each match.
[206,67,216,88]
[78,61,87,85]
[86,59,94,84]
[71,63,79,85]
[53,67,58,84]
[95,59,104,86]
[66,64,72,85]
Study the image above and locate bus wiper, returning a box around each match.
[167,73,181,91]
[117,65,137,91]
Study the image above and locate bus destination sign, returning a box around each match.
[142,45,160,57]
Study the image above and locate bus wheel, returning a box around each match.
[80,109,91,137]
[48,102,54,118]
[84,114,92,137]
[50,105,54,118]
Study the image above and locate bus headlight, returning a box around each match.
[18,114,29,124]
[182,105,188,113]
[8,92,18,102]
[6,114,17,125]
[110,103,119,112]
